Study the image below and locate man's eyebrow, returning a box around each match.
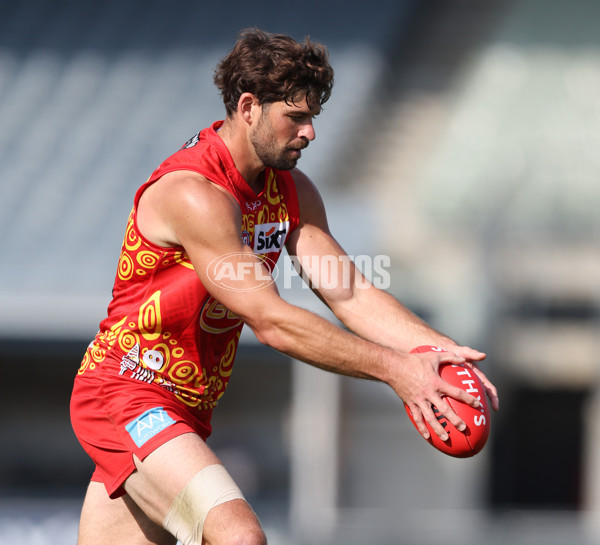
[287,105,321,116]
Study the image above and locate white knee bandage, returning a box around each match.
[162,464,245,545]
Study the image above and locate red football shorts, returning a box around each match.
[70,374,213,498]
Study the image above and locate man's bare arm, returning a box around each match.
[137,170,485,440]
[285,168,499,411]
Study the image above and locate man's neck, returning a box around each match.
[217,118,265,193]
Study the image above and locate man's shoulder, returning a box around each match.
[153,170,235,205]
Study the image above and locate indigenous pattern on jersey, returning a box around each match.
[77,121,300,412]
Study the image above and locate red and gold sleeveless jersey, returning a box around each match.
[77,121,300,411]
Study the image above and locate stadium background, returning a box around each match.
[1,0,599,543]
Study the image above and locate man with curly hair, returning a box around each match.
[70,28,498,545]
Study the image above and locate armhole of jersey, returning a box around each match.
[129,178,177,254]
[133,163,213,208]
[135,165,241,208]
[131,166,244,253]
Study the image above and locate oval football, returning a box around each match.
[404,346,491,458]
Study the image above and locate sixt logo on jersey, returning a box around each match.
[254,221,289,254]
[125,407,176,448]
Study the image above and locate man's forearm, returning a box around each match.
[328,283,455,353]
[246,298,396,383]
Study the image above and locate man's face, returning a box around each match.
[250,98,320,170]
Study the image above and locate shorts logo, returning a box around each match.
[254,221,289,254]
[125,407,176,448]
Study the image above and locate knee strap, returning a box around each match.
[162,464,245,545]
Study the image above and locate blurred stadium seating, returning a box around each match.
[0,0,413,337]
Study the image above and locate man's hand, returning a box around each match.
[441,344,500,412]
[393,350,483,441]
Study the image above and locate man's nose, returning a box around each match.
[299,120,316,141]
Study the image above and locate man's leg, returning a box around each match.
[124,432,266,545]
[77,481,176,545]
[77,432,265,545]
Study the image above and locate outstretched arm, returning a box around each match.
[137,169,491,441]
[285,169,499,414]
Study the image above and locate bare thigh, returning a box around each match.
[77,481,175,545]
[124,432,223,523]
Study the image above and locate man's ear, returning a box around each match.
[238,93,259,125]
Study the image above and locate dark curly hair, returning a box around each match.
[214,28,334,117]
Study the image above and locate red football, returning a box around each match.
[404,345,491,458]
